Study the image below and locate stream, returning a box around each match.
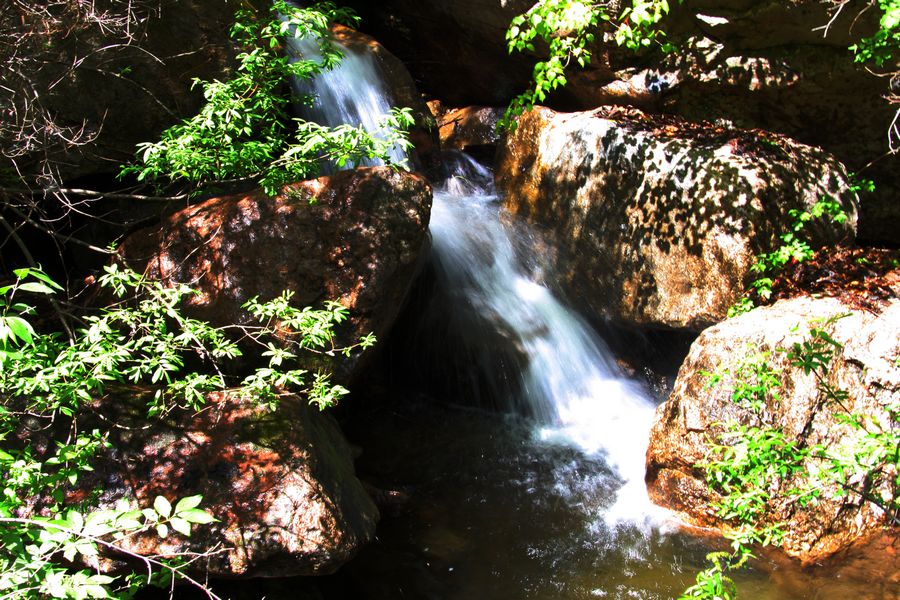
[260,31,891,600]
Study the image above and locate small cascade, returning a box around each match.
[286,34,407,166]
[431,153,665,525]
[287,29,666,525]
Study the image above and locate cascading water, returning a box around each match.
[273,28,870,600]
[286,35,407,167]
[280,28,845,600]
[288,25,665,527]
[430,153,665,526]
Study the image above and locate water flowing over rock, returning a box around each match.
[290,24,440,172]
[81,390,378,578]
[118,167,432,374]
[646,296,900,563]
[427,151,664,527]
[345,0,898,244]
[496,106,858,331]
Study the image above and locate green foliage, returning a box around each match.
[121,1,414,196]
[684,314,899,598]
[704,348,781,414]
[0,495,216,599]
[0,265,373,597]
[615,0,677,51]
[850,0,900,67]
[679,550,744,600]
[502,1,606,129]
[703,424,810,535]
[785,317,900,523]
[501,1,680,130]
[727,198,849,317]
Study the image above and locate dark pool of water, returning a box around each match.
[331,398,873,600]
[162,396,896,600]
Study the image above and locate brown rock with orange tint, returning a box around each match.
[82,390,378,578]
[646,296,900,563]
[118,167,432,377]
[436,106,505,152]
[496,106,857,331]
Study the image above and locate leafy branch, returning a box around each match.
[1,263,375,597]
[120,0,413,197]
[500,0,681,130]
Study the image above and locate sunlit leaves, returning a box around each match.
[727,197,850,317]
[121,0,412,196]
[687,314,899,598]
[0,261,374,597]
[850,0,900,66]
[501,1,679,130]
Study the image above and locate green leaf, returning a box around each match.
[179,508,217,524]
[169,517,191,537]
[153,496,172,518]
[17,281,58,295]
[4,316,34,345]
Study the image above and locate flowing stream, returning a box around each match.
[279,32,855,600]
[429,153,666,529]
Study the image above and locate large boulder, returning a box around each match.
[79,390,378,578]
[496,106,858,331]
[117,167,432,374]
[645,295,900,563]
[345,0,898,244]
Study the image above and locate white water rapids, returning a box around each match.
[289,31,669,528]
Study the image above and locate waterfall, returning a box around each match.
[289,28,667,526]
[431,154,665,525]
[286,34,408,167]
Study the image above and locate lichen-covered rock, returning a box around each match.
[646,296,900,563]
[80,390,378,578]
[496,106,857,330]
[118,167,432,375]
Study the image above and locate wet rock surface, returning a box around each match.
[646,295,900,563]
[496,106,857,331]
[118,167,432,375]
